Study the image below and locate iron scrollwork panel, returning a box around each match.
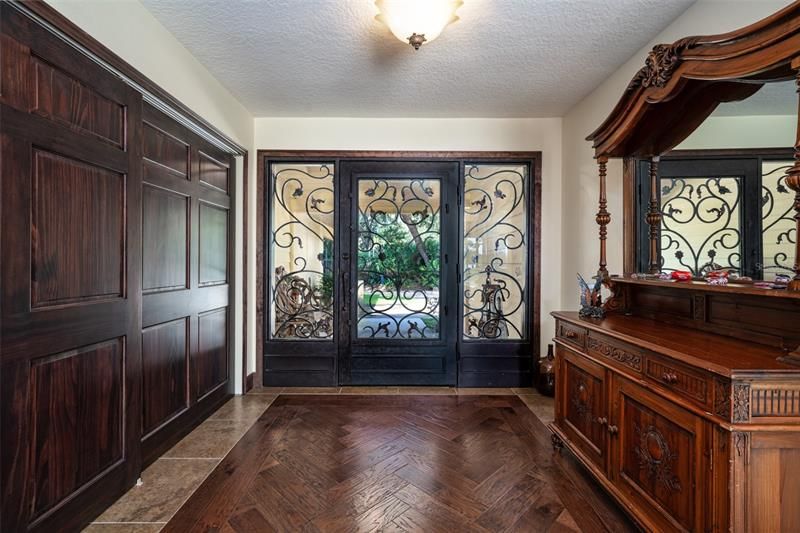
[269,163,335,340]
[659,176,743,276]
[761,161,796,279]
[463,164,528,340]
[356,178,441,339]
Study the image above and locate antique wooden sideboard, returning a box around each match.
[551,279,800,532]
[549,3,800,532]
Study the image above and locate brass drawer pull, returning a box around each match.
[595,417,608,426]
[661,372,679,385]
[607,425,619,436]
[564,330,578,339]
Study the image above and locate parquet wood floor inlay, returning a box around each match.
[163,395,633,533]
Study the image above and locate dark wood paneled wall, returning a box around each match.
[0,4,236,531]
[1,7,143,530]
[139,104,234,464]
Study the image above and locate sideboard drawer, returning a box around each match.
[557,321,587,350]
[586,332,644,376]
[645,355,711,409]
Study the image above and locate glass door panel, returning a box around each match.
[463,164,528,340]
[356,178,441,339]
[268,163,335,340]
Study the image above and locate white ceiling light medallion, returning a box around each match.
[375,0,463,50]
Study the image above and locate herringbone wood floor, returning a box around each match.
[163,395,634,533]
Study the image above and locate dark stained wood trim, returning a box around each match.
[257,150,542,159]
[532,154,543,360]
[622,157,637,276]
[241,152,248,394]
[255,154,265,388]
[15,0,247,155]
[256,149,543,387]
[245,372,254,393]
[667,147,795,159]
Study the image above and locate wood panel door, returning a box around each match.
[140,104,234,463]
[555,345,609,472]
[0,5,143,531]
[610,375,706,533]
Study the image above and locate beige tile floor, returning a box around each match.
[84,387,554,532]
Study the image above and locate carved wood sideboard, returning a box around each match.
[550,3,800,531]
[550,296,800,532]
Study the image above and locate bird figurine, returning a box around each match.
[577,273,605,319]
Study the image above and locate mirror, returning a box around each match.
[642,79,796,283]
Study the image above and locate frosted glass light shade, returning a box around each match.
[375,0,463,49]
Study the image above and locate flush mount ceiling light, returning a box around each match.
[375,0,463,50]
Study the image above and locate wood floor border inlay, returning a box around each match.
[162,395,633,533]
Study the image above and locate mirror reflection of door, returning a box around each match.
[633,79,797,282]
[263,155,538,387]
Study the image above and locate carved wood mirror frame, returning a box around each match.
[586,2,800,291]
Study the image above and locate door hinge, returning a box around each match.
[445,203,450,214]
[444,305,449,316]
[456,264,461,284]
[444,253,449,264]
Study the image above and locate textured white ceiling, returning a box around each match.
[140,0,697,118]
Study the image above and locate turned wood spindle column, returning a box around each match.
[646,156,662,274]
[787,62,800,292]
[596,156,611,280]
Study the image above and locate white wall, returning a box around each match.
[678,115,796,149]
[561,0,794,312]
[255,117,563,355]
[48,0,255,393]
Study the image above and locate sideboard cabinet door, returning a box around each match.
[555,345,609,472]
[610,375,706,532]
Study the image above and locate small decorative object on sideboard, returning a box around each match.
[704,270,730,286]
[670,270,693,282]
[537,344,555,396]
[577,273,604,318]
[774,274,791,288]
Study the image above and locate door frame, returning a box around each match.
[256,150,542,387]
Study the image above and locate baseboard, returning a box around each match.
[246,372,255,392]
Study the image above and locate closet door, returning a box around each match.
[140,105,234,463]
[0,5,143,531]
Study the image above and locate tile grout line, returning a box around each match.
[89,402,275,528]
[164,457,222,517]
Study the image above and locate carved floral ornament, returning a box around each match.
[627,37,702,92]
[634,424,682,493]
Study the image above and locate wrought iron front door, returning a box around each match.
[338,161,459,385]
